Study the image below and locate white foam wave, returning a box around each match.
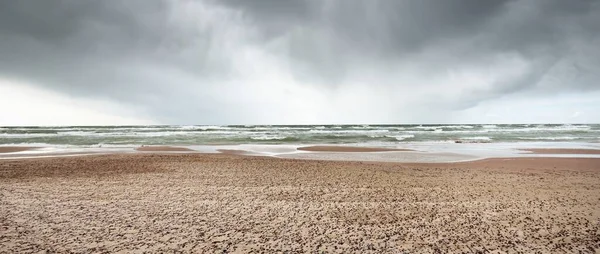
[461,136,492,140]
[350,125,373,129]
[517,136,580,140]
[0,133,59,138]
[250,136,288,140]
[414,126,439,130]
[308,129,390,134]
[455,137,493,143]
[391,134,415,141]
[181,125,232,131]
[441,125,475,129]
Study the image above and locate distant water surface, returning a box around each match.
[1,124,598,146]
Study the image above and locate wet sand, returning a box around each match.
[135,146,195,152]
[217,149,261,156]
[521,148,600,154]
[1,154,600,253]
[298,145,413,152]
[0,146,38,153]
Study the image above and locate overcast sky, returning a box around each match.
[0,0,599,125]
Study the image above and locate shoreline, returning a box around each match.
[520,148,600,154]
[2,147,600,165]
[0,146,39,153]
[297,145,414,152]
[135,146,196,152]
[2,152,599,168]
[3,143,600,162]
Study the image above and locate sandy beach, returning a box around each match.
[1,153,599,253]
[0,147,38,153]
[3,0,599,252]
[135,146,196,152]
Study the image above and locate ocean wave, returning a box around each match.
[461,136,492,140]
[0,133,60,138]
[414,126,440,130]
[248,136,300,142]
[308,129,390,134]
[455,137,493,143]
[1,124,598,146]
[250,135,287,140]
[441,125,475,129]
[182,125,233,131]
[389,134,415,141]
[517,136,581,140]
[348,125,377,129]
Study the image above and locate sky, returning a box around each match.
[0,0,599,126]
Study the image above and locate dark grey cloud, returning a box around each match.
[218,0,516,85]
[219,0,599,95]
[0,0,235,122]
[0,0,598,124]
[220,0,508,50]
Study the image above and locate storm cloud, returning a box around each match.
[0,0,599,124]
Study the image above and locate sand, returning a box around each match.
[1,154,600,253]
[521,148,600,155]
[0,146,38,153]
[135,146,195,152]
[297,145,413,152]
[217,149,260,156]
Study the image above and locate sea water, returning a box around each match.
[1,124,598,146]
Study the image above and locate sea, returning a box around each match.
[1,124,598,147]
